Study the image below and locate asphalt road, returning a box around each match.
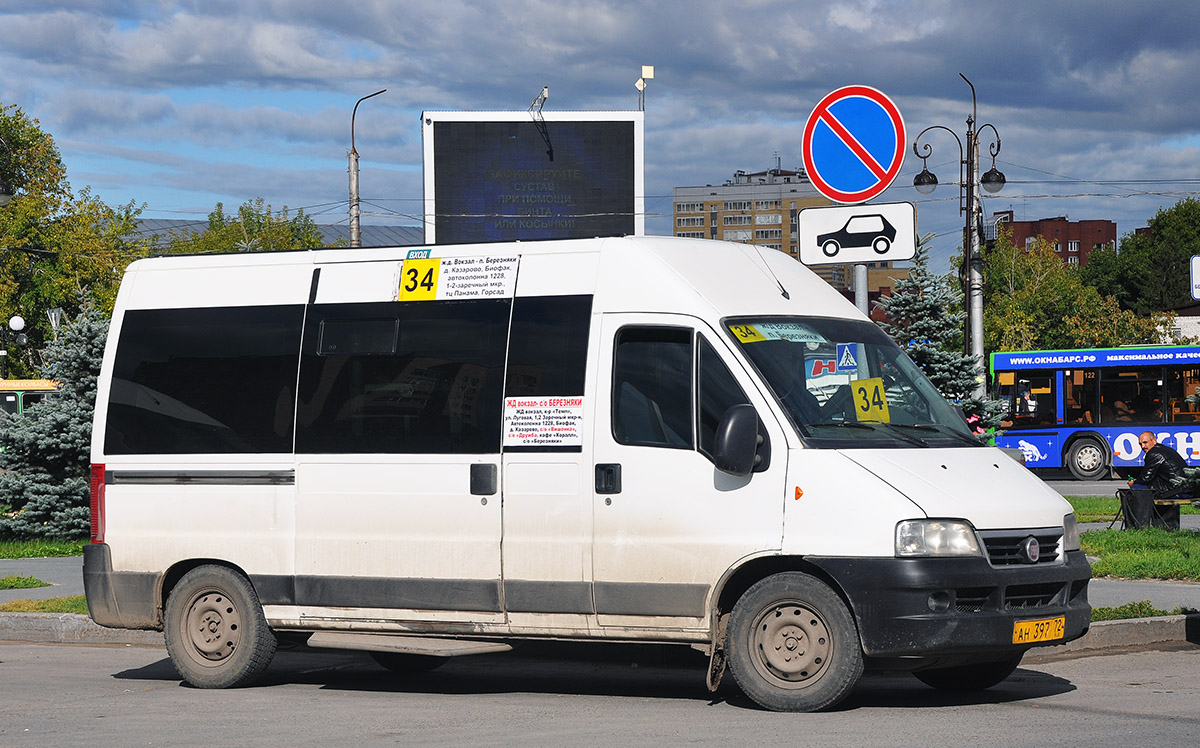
[1,640,1197,747]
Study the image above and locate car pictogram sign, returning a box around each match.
[802,86,906,204]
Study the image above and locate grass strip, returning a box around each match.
[0,575,50,590]
[0,538,87,559]
[1081,528,1200,580]
[0,595,90,614]
[1091,600,1196,622]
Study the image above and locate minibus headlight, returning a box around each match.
[1062,513,1081,552]
[895,520,982,557]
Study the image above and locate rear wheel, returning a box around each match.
[726,572,863,712]
[913,653,1023,691]
[1067,438,1107,480]
[164,565,277,688]
[822,240,840,257]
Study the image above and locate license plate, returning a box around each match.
[1012,616,1065,644]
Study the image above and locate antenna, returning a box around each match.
[750,244,790,300]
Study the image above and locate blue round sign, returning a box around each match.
[802,86,906,204]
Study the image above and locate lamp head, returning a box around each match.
[981,165,1006,194]
[913,167,939,195]
[9,315,24,332]
[0,178,13,208]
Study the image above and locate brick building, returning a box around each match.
[988,210,1116,267]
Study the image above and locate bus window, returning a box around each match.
[1063,369,1096,425]
[1002,372,1056,428]
[1099,367,1162,424]
[1,393,17,415]
[1167,367,1200,423]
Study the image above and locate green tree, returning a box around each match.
[984,227,1169,351]
[162,198,325,255]
[0,305,107,538]
[0,103,147,376]
[1080,197,1200,314]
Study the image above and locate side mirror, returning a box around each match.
[714,404,764,476]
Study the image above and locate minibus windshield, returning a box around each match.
[726,316,977,448]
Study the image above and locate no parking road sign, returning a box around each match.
[802,86,906,204]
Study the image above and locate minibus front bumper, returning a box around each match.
[807,549,1091,659]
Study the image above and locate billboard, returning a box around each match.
[421,110,644,244]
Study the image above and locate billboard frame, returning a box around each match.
[421,109,645,244]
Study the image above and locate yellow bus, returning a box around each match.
[0,379,60,416]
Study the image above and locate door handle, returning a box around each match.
[595,463,622,494]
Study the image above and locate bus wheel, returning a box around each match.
[1067,438,1107,480]
[164,565,277,688]
[726,572,863,712]
[914,653,1023,691]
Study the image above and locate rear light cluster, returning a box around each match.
[89,464,106,544]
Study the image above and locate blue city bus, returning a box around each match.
[990,345,1200,479]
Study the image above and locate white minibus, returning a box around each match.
[85,236,1090,711]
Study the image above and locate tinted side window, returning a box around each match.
[697,337,750,459]
[505,295,592,397]
[296,299,510,454]
[612,327,693,449]
[105,306,304,454]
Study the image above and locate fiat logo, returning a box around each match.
[1019,536,1041,564]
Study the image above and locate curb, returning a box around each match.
[0,612,162,646]
[1025,613,1199,661]
[2,612,1197,657]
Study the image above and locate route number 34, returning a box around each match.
[398,258,440,301]
[853,377,890,422]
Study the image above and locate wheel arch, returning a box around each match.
[712,555,860,637]
[160,558,256,615]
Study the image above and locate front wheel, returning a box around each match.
[726,572,863,712]
[913,653,1023,691]
[872,236,891,254]
[164,565,277,688]
[1067,438,1107,480]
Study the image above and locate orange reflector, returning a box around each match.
[795,487,803,500]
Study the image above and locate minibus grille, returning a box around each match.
[1004,582,1066,610]
[976,529,1062,566]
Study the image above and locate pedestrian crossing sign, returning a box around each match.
[837,344,858,371]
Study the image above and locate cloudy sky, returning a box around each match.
[3,0,1199,271]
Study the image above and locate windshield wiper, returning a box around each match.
[806,420,928,447]
[897,422,981,447]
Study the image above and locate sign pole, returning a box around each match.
[854,264,869,315]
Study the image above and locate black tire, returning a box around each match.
[164,565,277,689]
[1067,438,1107,480]
[726,572,863,712]
[822,240,840,257]
[913,653,1023,691]
[369,651,448,674]
[872,236,891,254]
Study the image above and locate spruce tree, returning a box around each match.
[876,236,978,400]
[0,306,108,538]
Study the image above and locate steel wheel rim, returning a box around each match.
[183,590,241,666]
[1076,444,1102,471]
[750,602,832,689]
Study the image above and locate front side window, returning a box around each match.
[727,316,976,448]
[612,327,693,449]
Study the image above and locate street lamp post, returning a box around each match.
[1,315,28,379]
[912,73,1005,400]
[349,89,386,248]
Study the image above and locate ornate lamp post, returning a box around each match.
[1,315,27,379]
[912,73,1005,399]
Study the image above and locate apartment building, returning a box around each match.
[988,210,1116,267]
